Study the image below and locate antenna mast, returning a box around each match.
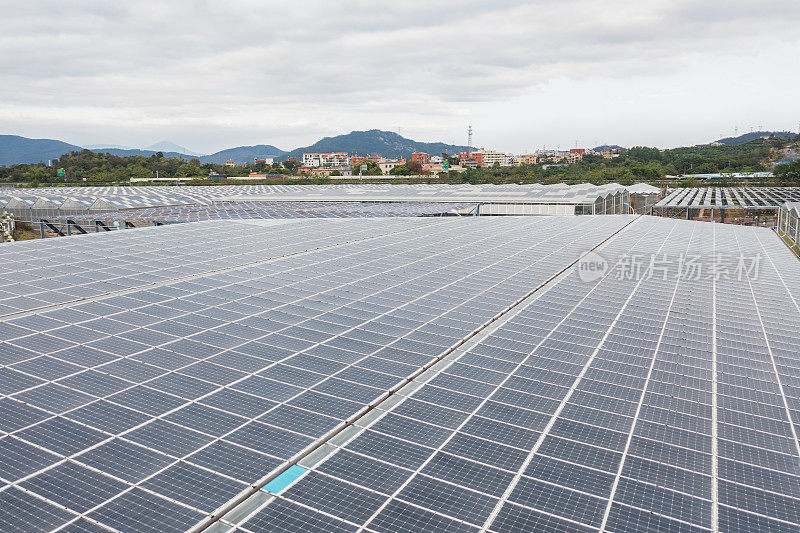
[467,125,473,155]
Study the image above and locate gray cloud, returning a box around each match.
[1,0,799,152]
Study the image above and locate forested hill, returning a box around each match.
[716,131,796,145]
[281,130,471,160]
[0,135,83,166]
[2,130,466,166]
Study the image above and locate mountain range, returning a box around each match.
[282,130,470,161]
[3,130,797,167]
[592,144,624,152]
[715,131,796,145]
[0,135,83,166]
[0,130,470,166]
[143,141,204,156]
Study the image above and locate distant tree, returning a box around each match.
[176,163,202,177]
[581,154,604,165]
[443,154,459,166]
[626,146,662,162]
[26,166,51,182]
[282,159,300,173]
[129,165,154,179]
[695,162,716,173]
[357,161,382,175]
[774,160,800,184]
[629,164,661,179]
[389,164,412,176]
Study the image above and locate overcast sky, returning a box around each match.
[1,0,799,154]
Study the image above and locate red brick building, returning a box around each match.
[411,152,431,165]
[459,151,483,167]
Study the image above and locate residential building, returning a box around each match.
[302,153,321,167]
[411,152,430,165]
[350,155,384,166]
[310,166,353,177]
[378,160,404,174]
[327,153,349,166]
[515,155,539,165]
[597,149,621,159]
[481,150,507,167]
[254,157,274,165]
[459,151,483,167]
[550,151,571,164]
[302,152,350,167]
[566,149,585,165]
[423,163,465,173]
[224,160,235,167]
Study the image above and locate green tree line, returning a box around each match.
[0,136,796,186]
[0,149,297,184]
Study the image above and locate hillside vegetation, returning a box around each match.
[281,129,471,161]
[0,135,82,166]
[1,135,797,186]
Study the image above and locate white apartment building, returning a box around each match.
[378,161,403,174]
[481,150,507,167]
[302,152,350,167]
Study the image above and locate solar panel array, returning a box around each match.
[2,215,799,533]
[0,194,201,223]
[224,218,800,533]
[655,187,800,209]
[1,183,651,205]
[0,183,657,225]
[0,218,440,315]
[53,202,474,224]
[0,215,635,532]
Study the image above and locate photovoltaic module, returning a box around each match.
[0,215,798,532]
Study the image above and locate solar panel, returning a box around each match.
[655,187,800,209]
[3,215,799,532]
[54,201,476,224]
[0,215,638,532]
[217,218,800,533]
